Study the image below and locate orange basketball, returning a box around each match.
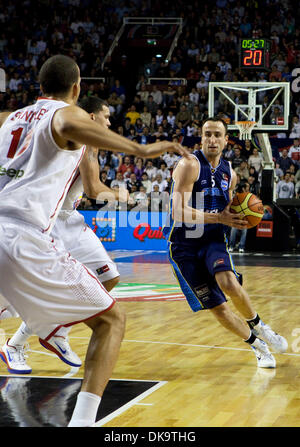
[230,192,264,229]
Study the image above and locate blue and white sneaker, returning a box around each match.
[252,321,288,354]
[39,335,82,368]
[251,338,276,368]
[0,339,32,374]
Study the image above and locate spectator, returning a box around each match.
[143,159,157,181]
[137,83,149,103]
[151,85,163,106]
[152,173,168,192]
[248,175,260,196]
[141,172,152,194]
[277,172,295,198]
[133,157,145,181]
[111,172,127,190]
[126,172,141,193]
[157,161,171,182]
[137,126,154,145]
[145,95,158,115]
[269,64,282,81]
[242,139,254,158]
[140,106,152,127]
[175,103,192,128]
[118,155,134,175]
[163,151,180,170]
[277,148,295,174]
[100,170,111,188]
[289,116,300,138]
[248,148,264,174]
[125,104,140,125]
[231,147,245,170]
[288,138,300,165]
[235,160,250,181]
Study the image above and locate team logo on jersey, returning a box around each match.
[96,265,110,275]
[213,259,225,268]
[221,179,228,191]
[194,284,210,301]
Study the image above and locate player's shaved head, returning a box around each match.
[39,55,80,96]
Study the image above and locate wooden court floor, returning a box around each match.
[1,251,300,427]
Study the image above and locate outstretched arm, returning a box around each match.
[0,112,11,128]
[52,105,190,159]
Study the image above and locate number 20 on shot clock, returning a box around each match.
[239,38,271,70]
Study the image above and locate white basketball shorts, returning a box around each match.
[0,219,115,339]
[52,210,119,283]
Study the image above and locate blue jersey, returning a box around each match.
[163,150,233,245]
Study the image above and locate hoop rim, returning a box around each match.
[235,120,257,126]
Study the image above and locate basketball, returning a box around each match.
[230,192,264,229]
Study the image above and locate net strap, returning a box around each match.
[235,121,257,140]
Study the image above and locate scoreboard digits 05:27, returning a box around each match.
[239,39,271,70]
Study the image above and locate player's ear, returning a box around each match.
[90,113,96,121]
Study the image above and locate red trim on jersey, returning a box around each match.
[43,300,116,341]
[42,146,86,233]
[68,169,81,191]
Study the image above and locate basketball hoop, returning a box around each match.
[235,121,257,140]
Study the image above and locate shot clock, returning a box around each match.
[239,39,271,70]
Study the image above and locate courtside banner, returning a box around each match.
[79,211,168,250]
[256,220,273,238]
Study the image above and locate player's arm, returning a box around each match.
[79,146,129,202]
[172,159,247,228]
[0,112,11,128]
[52,105,190,159]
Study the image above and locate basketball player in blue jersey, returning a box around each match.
[163,117,287,368]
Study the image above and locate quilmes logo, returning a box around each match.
[133,223,165,242]
[0,164,24,178]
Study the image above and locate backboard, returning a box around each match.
[208,82,290,133]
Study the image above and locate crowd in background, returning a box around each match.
[0,0,300,209]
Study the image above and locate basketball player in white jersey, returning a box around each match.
[0,54,189,427]
[0,96,127,373]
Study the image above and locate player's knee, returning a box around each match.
[216,271,240,297]
[88,304,126,339]
[106,304,126,338]
[210,302,232,323]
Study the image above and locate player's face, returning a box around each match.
[94,105,111,128]
[201,121,228,160]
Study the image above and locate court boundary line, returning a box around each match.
[92,380,168,427]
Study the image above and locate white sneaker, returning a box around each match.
[228,247,233,252]
[239,248,244,253]
[252,321,288,353]
[0,339,32,374]
[39,335,82,367]
[250,338,276,368]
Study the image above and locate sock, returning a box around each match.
[244,330,257,345]
[9,322,33,347]
[68,391,101,427]
[246,313,260,329]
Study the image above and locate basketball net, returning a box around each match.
[235,120,257,140]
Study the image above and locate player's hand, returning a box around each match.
[144,141,191,159]
[218,203,248,229]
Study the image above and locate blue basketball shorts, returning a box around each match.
[168,239,242,312]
